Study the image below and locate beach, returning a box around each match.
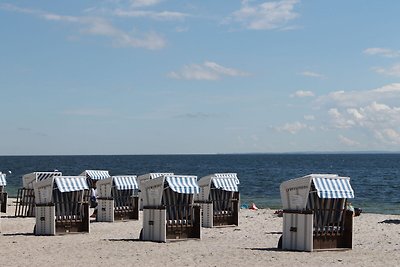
[0,199,399,267]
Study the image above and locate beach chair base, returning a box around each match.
[142,206,167,242]
[196,199,239,228]
[142,205,201,242]
[282,210,353,252]
[35,205,56,235]
[97,199,114,222]
[114,196,139,221]
[35,204,90,235]
[97,197,139,222]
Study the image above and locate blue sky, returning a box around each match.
[1,0,400,155]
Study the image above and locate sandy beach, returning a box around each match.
[1,199,399,267]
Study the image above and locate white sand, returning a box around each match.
[1,199,400,267]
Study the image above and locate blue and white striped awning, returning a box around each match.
[84,170,110,180]
[55,176,89,193]
[113,176,139,190]
[212,176,240,192]
[165,175,200,194]
[0,173,6,186]
[312,177,354,199]
[150,173,174,179]
[37,172,62,181]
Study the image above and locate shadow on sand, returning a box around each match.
[379,219,400,224]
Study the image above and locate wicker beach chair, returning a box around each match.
[280,174,355,252]
[140,174,201,242]
[137,173,174,210]
[195,173,240,228]
[33,176,90,235]
[15,171,62,217]
[96,175,139,222]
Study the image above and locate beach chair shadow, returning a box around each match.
[379,219,400,224]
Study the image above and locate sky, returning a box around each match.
[1,0,400,155]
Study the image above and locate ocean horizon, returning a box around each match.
[1,153,400,214]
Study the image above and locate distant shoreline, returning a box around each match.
[1,151,400,157]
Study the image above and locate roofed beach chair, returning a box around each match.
[33,176,90,235]
[280,174,355,252]
[137,173,174,210]
[96,175,139,222]
[80,169,110,188]
[0,172,7,213]
[195,173,240,228]
[140,174,201,242]
[80,170,111,205]
[15,171,62,217]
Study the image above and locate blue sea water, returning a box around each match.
[1,154,399,214]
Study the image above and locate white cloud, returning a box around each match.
[113,9,188,20]
[275,121,308,134]
[80,17,166,49]
[303,115,315,120]
[229,0,300,30]
[316,85,400,146]
[316,83,400,107]
[300,71,325,78]
[0,4,166,50]
[363,47,400,58]
[168,61,250,80]
[63,108,112,116]
[326,100,400,144]
[338,135,359,146]
[327,108,355,129]
[290,90,315,98]
[129,0,162,7]
[372,64,400,77]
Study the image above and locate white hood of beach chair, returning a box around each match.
[280,174,354,210]
[22,171,62,189]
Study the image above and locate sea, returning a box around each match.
[1,153,399,214]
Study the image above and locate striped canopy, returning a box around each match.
[312,177,354,199]
[37,172,62,181]
[150,173,173,179]
[55,176,89,193]
[165,175,199,194]
[113,176,139,190]
[84,170,110,180]
[212,176,240,192]
[0,173,6,186]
